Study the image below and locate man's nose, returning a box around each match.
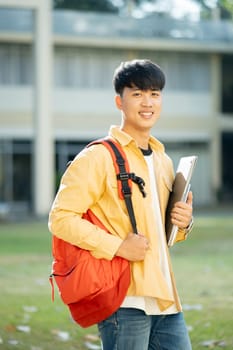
[141,95,152,106]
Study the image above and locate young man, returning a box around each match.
[49,59,193,349]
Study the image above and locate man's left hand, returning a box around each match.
[171,191,193,229]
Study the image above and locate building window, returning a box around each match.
[54,47,128,88]
[0,44,33,85]
[0,140,32,206]
[0,43,211,93]
[54,47,210,91]
[55,140,90,191]
[138,51,210,91]
[221,55,233,114]
[221,132,233,201]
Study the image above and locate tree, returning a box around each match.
[53,0,118,13]
[194,0,233,19]
[217,0,233,18]
[53,0,233,19]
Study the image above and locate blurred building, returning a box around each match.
[0,7,233,217]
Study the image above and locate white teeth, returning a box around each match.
[140,112,152,116]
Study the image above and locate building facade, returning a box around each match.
[0,7,233,217]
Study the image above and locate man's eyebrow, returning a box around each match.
[130,87,160,91]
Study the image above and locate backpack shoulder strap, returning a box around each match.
[89,138,131,199]
[88,137,140,234]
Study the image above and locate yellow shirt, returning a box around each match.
[49,125,187,312]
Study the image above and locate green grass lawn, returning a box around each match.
[0,213,232,349]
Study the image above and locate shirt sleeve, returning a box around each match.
[48,146,123,260]
[175,217,194,243]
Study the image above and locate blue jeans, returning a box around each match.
[98,308,192,350]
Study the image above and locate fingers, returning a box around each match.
[138,233,150,249]
[171,192,193,229]
[130,233,150,256]
[116,233,150,262]
[186,191,193,206]
[174,191,193,209]
[171,211,191,228]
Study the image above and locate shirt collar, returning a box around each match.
[108,125,165,153]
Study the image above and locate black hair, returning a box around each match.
[113,59,166,96]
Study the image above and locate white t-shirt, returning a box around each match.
[121,151,178,315]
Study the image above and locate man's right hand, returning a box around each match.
[115,233,149,262]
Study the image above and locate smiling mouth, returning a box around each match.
[139,112,154,118]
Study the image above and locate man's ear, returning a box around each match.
[115,95,122,110]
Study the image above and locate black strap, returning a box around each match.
[103,139,143,235]
[84,138,146,235]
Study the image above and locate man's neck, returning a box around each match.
[120,126,150,149]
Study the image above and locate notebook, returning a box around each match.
[166,155,198,247]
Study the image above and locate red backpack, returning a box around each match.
[49,138,146,327]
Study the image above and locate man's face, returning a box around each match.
[115,86,162,133]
